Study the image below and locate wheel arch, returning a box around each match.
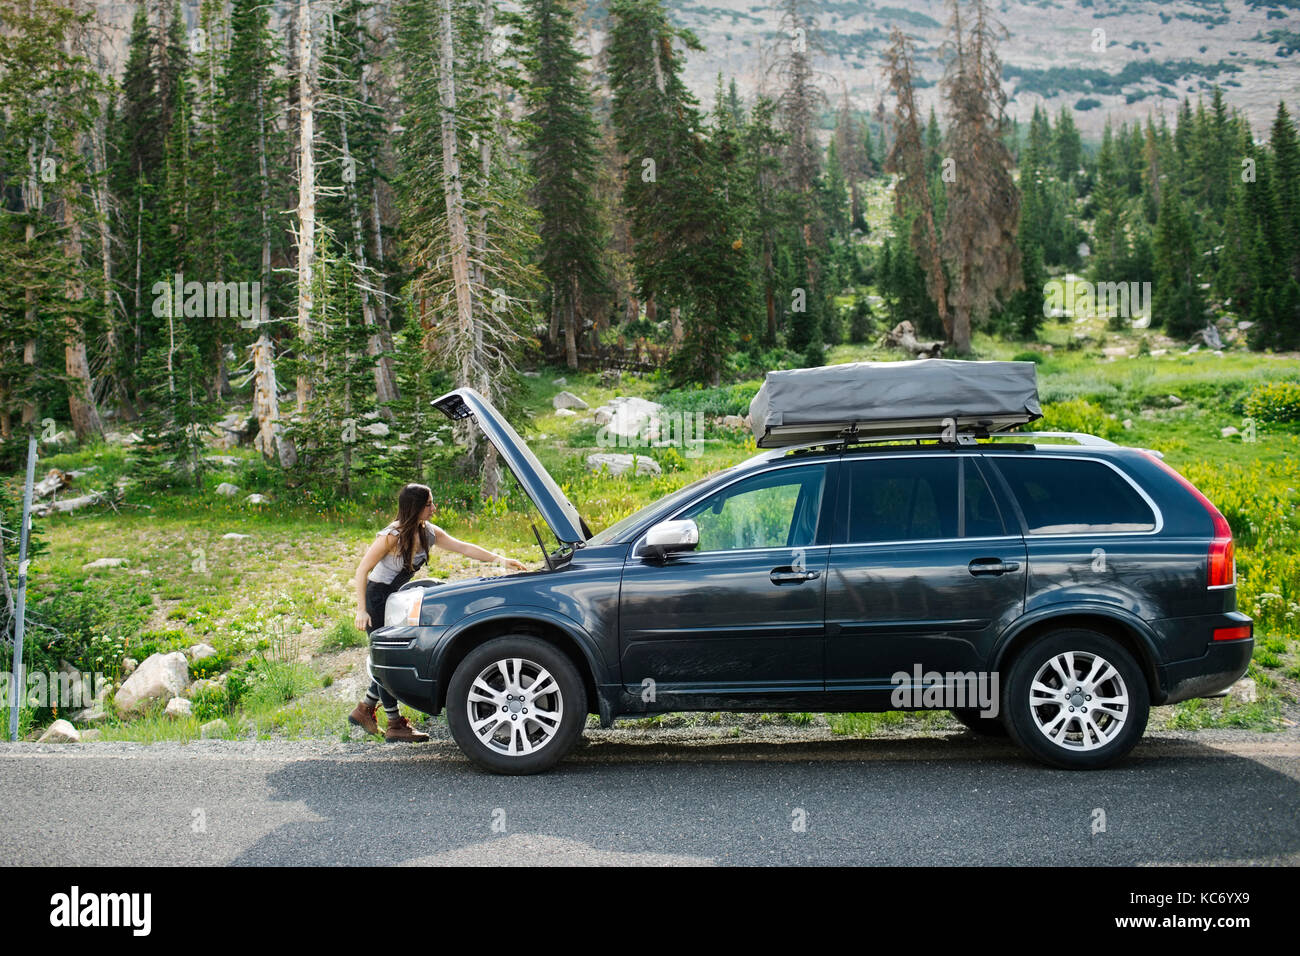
[433,611,604,716]
[992,609,1162,701]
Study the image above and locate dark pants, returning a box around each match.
[365,580,399,711]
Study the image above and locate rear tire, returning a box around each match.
[1003,629,1149,770]
[446,635,587,775]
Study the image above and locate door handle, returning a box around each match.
[968,558,1021,576]
[771,567,821,584]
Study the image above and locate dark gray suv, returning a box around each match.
[370,388,1253,774]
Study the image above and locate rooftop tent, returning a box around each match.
[748,359,1042,448]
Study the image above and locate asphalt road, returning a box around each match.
[3,733,1299,866]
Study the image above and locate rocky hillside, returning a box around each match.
[92,0,1300,136]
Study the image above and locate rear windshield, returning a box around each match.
[990,457,1157,534]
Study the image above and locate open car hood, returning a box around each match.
[432,387,589,547]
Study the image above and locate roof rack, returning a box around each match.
[758,429,1118,459]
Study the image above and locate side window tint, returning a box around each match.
[993,457,1157,534]
[845,458,958,543]
[680,465,826,551]
[964,462,1006,537]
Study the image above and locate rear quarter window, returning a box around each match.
[990,457,1157,534]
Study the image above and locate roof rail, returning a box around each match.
[989,431,1118,447]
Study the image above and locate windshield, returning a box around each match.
[584,467,738,546]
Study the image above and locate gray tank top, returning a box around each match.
[367,521,438,584]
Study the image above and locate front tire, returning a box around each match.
[1003,629,1149,770]
[446,635,587,774]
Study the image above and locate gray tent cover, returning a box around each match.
[748,358,1042,448]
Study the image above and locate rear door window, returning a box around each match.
[990,457,1157,534]
[840,457,1009,543]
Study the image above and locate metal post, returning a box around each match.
[8,436,36,742]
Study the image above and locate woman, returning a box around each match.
[349,483,527,741]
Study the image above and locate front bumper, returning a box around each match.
[369,624,443,715]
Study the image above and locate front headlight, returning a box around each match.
[384,588,423,627]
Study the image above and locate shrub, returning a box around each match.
[1243,381,1300,424]
[320,620,367,651]
[1035,398,1123,440]
[1011,350,1045,364]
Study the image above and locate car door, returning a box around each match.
[823,454,1027,708]
[619,461,835,710]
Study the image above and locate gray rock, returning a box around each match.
[592,396,664,441]
[215,482,240,496]
[1167,394,1182,406]
[552,377,567,386]
[722,414,745,429]
[205,456,240,467]
[38,719,80,743]
[115,652,190,713]
[585,453,662,477]
[164,697,193,719]
[521,370,540,378]
[222,532,251,540]
[1221,426,1240,438]
[122,657,138,677]
[200,719,228,739]
[1228,678,1257,704]
[552,390,588,410]
[188,643,217,662]
[83,557,127,569]
[360,421,390,438]
[245,493,270,505]
[1122,419,1133,430]
[80,729,102,742]
[554,408,576,417]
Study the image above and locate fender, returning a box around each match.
[431,604,613,689]
[991,602,1163,676]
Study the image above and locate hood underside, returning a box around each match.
[432,387,588,547]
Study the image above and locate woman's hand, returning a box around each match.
[355,610,371,631]
[500,557,527,572]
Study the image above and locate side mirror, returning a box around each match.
[639,519,699,559]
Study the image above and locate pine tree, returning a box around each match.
[939,0,1021,354]
[1154,187,1205,339]
[521,0,609,369]
[883,27,949,342]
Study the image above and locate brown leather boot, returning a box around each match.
[348,700,379,735]
[384,714,430,743]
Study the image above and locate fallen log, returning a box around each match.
[884,320,944,358]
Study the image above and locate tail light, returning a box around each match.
[1141,453,1235,588]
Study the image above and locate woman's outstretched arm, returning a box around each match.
[432,525,527,571]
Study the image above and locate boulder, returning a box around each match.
[554,408,576,417]
[585,453,662,477]
[553,390,588,411]
[215,482,240,496]
[521,370,540,378]
[1228,678,1257,704]
[38,720,80,743]
[552,377,567,386]
[164,697,193,719]
[80,729,102,742]
[1221,426,1240,438]
[205,456,240,467]
[1121,419,1133,430]
[83,557,127,570]
[114,652,190,713]
[222,533,251,540]
[592,396,664,441]
[360,421,390,438]
[245,493,270,505]
[722,414,745,429]
[188,643,217,662]
[200,719,228,739]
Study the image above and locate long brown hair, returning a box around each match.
[394,483,433,571]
